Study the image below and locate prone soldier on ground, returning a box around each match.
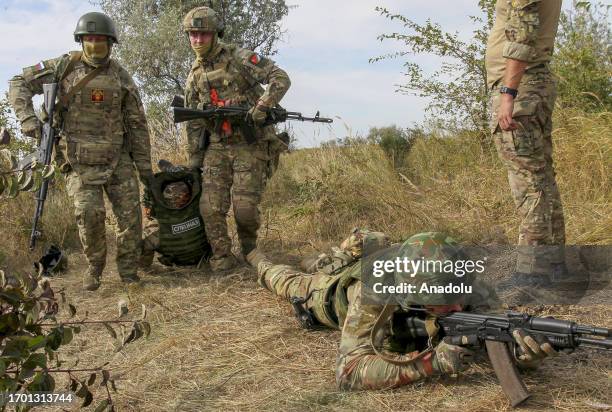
[8,12,153,291]
[245,230,562,396]
[181,6,291,272]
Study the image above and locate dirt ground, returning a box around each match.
[42,234,611,412]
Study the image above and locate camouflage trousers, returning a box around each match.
[140,219,159,267]
[257,260,337,323]
[491,70,566,272]
[254,259,436,390]
[66,152,142,277]
[201,141,267,257]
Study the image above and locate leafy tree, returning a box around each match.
[372,1,610,136]
[371,1,496,137]
[96,0,289,108]
[366,125,420,169]
[553,1,612,111]
[0,149,56,199]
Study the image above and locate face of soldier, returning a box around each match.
[162,182,191,209]
[82,34,111,61]
[189,31,215,58]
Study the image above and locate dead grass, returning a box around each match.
[1,108,610,411]
[48,251,611,412]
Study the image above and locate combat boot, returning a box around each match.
[246,249,270,268]
[119,273,141,284]
[83,266,103,291]
[140,249,154,269]
[209,254,239,272]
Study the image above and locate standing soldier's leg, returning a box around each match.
[105,153,143,282]
[232,144,267,256]
[201,145,235,270]
[66,172,107,291]
[140,219,159,268]
[493,77,565,278]
[541,85,566,246]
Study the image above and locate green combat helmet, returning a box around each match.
[393,232,472,307]
[73,12,119,43]
[182,6,224,37]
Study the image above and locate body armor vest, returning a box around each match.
[60,60,125,185]
[151,169,212,266]
[188,44,268,143]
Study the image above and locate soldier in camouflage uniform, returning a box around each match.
[182,6,291,272]
[8,12,153,290]
[486,0,567,286]
[247,230,556,389]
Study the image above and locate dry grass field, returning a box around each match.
[1,108,611,411]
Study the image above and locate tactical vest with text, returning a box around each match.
[151,169,212,266]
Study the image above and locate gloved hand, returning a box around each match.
[432,340,475,375]
[512,329,557,369]
[247,103,269,126]
[21,117,42,141]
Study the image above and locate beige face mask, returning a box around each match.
[191,41,213,59]
[82,40,110,64]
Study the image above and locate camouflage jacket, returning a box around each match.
[183,41,291,167]
[8,52,152,184]
[485,0,562,89]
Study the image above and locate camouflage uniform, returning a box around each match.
[183,7,291,270]
[486,0,565,274]
[249,231,500,390]
[8,13,152,288]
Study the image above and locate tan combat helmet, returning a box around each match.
[182,6,224,37]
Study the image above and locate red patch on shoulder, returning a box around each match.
[249,54,260,65]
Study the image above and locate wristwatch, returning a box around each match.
[500,86,518,98]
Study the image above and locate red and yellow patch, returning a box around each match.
[91,89,104,103]
[249,54,260,65]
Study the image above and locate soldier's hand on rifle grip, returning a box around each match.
[512,329,557,369]
[247,102,269,126]
[21,117,42,142]
[432,340,475,376]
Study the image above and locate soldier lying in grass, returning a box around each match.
[246,230,556,389]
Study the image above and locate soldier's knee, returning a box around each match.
[75,205,105,229]
[233,194,260,227]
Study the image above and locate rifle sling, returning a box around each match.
[60,51,82,82]
[57,64,105,110]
